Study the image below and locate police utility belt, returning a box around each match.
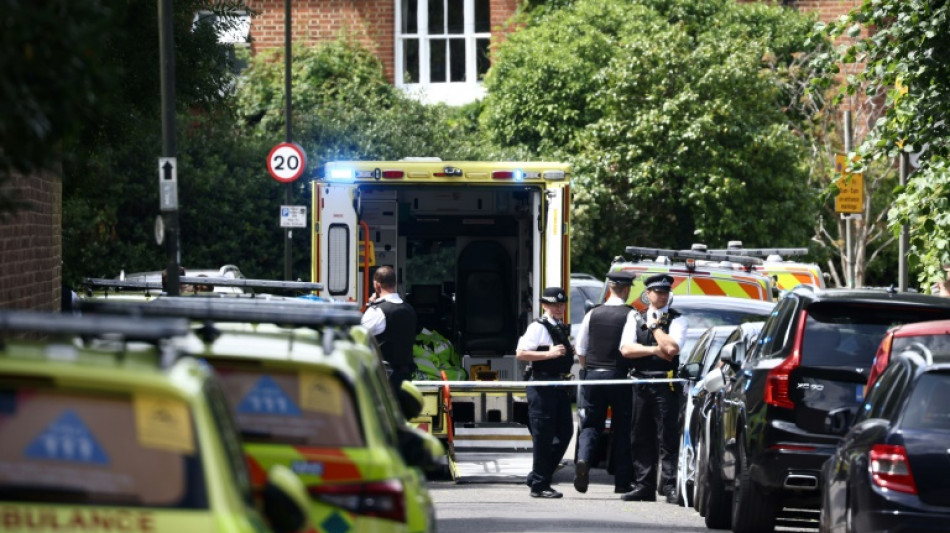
[630,370,672,378]
[531,371,573,381]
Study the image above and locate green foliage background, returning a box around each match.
[482,0,823,276]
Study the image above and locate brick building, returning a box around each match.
[0,170,62,311]
[247,0,861,106]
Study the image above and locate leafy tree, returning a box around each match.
[818,1,950,290]
[0,0,114,216]
[62,1,247,284]
[482,0,824,276]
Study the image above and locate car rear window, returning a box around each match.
[803,303,950,367]
[0,385,206,508]
[210,363,364,447]
[892,333,950,363]
[901,372,950,431]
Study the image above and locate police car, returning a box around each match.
[81,297,441,533]
[0,310,308,533]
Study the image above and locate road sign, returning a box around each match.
[267,142,307,183]
[158,157,178,211]
[834,153,864,214]
[280,205,307,228]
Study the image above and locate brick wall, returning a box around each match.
[736,0,860,21]
[0,170,62,311]
[246,0,519,82]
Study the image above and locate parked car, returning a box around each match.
[676,319,768,509]
[81,297,441,533]
[866,318,950,392]
[711,286,950,532]
[820,352,950,532]
[0,310,308,533]
[569,274,605,340]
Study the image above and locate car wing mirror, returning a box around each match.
[720,341,744,368]
[824,406,858,436]
[262,464,309,533]
[678,362,702,380]
[702,367,726,393]
[584,299,595,313]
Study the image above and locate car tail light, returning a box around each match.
[870,444,917,494]
[765,310,807,409]
[308,479,406,523]
[867,332,893,392]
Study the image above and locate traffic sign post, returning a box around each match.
[267,142,307,183]
[834,153,864,214]
[280,205,307,228]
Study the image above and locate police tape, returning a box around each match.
[410,378,685,389]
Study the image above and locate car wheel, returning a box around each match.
[731,437,776,533]
[702,434,731,530]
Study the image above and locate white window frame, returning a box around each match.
[395,0,490,106]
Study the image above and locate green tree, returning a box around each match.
[819,0,950,290]
[62,1,248,284]
[482,0,823,276]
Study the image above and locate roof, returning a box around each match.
[888,319,950,337]
[322,160,570,184]
[792,286,950,307]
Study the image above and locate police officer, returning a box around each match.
[619,274,688,503]
[573,270,639,495]
[361,266,419,393]
[516,287,574,498]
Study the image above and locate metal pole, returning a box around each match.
[159,0,180,296]
[899,153,909,292]
[283,0,293,281]
[843,110,854,288]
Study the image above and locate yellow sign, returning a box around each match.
[834,153,864,214]
[134,395,195,454]
[299,372,343,415]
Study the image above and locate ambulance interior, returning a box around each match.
[360,185,544,369]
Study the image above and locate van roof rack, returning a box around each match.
[80,297,362,328]
[624,246,763,267]
[0,310,189,341]
[83,277,324,293]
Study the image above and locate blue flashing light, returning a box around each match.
[328,168,354,181]
[513,169,524,182]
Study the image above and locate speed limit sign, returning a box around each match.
[267,142,307,183]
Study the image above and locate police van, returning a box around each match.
[312,159,573,479]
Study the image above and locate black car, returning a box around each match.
[711,286,950,533]
[820,354,950,532]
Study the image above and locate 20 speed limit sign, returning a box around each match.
[267,142,307,183]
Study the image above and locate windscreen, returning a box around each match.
[0,385,206,508]
[210,363,364,447]
[803,303,950,367]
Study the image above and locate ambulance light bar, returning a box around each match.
[707,247,809,258]
[624,246,763,266]
[0,310,189,341]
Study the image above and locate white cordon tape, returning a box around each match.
[410,378,685,388]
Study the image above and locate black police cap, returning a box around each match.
[540,287,567,304]
[644,274,674,292]
[606,270,636,286]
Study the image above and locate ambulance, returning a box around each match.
[311,160,573,479]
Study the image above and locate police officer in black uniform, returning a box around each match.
[573,270,639,495]
[361,266,419,393]
[516,287,574,498]
[619,274,688,503]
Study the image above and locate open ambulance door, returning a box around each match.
[543,184,571,322]
[315,183,367,306]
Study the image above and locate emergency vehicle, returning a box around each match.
[706,241,826,292]
[312,160,573,479]
[608,246,777,311]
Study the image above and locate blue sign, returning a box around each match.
[237,375,301,416]
[24,410,109,465]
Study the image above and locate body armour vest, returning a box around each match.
[585,305,633,370]
[373,300,418,369]
[631,308,682,372]
[532,318,574,376]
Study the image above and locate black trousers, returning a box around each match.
[631,380,680,492]
[526,379,574,491]
[576,369,633,490]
